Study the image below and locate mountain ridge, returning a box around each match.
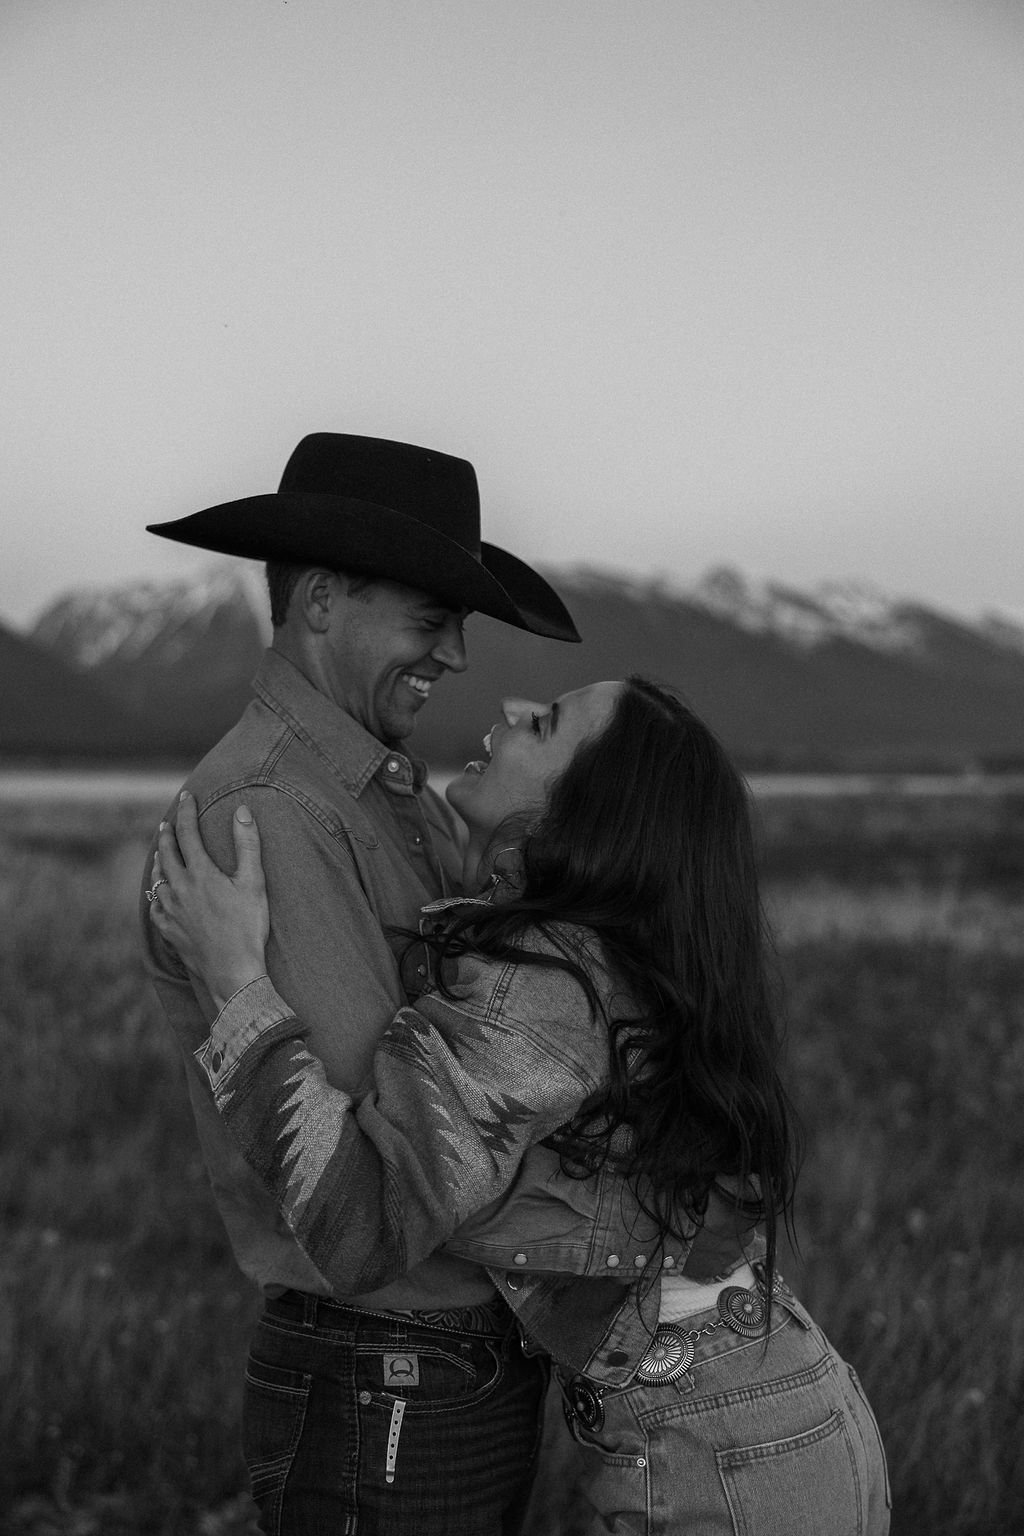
[11,561,1024,770]
[0,623,176,762]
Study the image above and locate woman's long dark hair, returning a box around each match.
[432,676,800,1297]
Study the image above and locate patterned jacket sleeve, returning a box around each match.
[189,951,607,1296]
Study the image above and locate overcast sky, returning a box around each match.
[3,0,1023,629]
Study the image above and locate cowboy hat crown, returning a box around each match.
[147,433,580,642]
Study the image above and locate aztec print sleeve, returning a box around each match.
[192,955,607,1296]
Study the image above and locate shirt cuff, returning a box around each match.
[195,974,296,1092]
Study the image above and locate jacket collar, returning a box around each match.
[420,866,521,921]
[253,647,414,797]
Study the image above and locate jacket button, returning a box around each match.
[606,1254,620,1268]
[513,1252,528,1266]
[634,1255,646,1268]
[663,1255,675,1268]
[386,759,400,773]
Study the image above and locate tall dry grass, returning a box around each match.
[0,804,257,1536]
[0,790,1021,1533]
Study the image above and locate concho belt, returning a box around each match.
[565,1278,780,1434]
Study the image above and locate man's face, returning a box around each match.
[324,578,468,745]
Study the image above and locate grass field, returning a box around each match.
[1,788,1022,1534]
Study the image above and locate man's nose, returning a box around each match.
[431,616,468,673]
[501,697,543,726]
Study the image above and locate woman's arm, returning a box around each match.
[150,797,607,1296]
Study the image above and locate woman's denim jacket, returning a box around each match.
[188,897,764,1388]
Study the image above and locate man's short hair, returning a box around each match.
[265,562,305,628]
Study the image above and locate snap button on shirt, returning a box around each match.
[606,1255,620,1268]
[513,1253,528,1266]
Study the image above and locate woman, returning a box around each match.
[150,676,890,1535]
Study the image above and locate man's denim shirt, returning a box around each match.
[175,888,765,1388]
[141,647,499,1311]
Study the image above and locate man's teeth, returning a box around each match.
[402,674,431,698]
[482,730,493,757]
[463,760,488,776]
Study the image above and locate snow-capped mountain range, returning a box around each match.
[691,568,932,654]
[30,561,272,670]
[9,559,1024,768]
[29,557,1022,671]
[560,562,1024,665]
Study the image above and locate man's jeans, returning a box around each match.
[242,1291,547,1535]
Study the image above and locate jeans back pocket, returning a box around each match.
[717,1409,864,1536]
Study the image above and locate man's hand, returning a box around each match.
[149,792,271,1012]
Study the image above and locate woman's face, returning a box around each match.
[445,680,623,835]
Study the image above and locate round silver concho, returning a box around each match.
[564,1376,606,1433]
[635,1326,696,1386]
[717,1285,767,1339]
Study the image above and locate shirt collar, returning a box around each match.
[253,648,423,797]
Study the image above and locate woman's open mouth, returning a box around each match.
[462,729,494,775]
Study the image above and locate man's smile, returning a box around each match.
[400,672,433,699]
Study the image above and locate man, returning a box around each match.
[140,432,579,1534]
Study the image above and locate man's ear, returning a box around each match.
[297,568,342,634]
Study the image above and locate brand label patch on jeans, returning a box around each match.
[384,1352,420,1387]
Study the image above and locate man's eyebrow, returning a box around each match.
[411,600,454,618]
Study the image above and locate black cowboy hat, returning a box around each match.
[147,433,580,642]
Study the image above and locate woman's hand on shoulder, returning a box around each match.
[148,792,270,1011]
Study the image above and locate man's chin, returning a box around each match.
[379,712,418,750]
[381,729,415,750]
[377,686,429,748]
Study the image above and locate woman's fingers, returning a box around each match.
[231,805,264,888]
[173,791,210,870]
[157,817,186,880]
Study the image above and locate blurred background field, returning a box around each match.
[1,785,1022,1535]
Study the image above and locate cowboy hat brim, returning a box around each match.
[147,494,580,642]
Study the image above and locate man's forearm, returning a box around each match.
[188,966,597,1295]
